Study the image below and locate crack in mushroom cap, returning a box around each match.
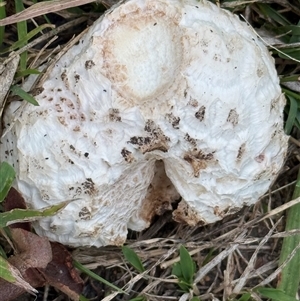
[0,0,288,247]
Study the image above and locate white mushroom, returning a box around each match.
[0,0,288,247]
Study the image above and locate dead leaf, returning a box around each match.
[10,228,52,270]
[39,242,84,301]
[0,228,52,301]
[0,229,83,301]
[0,272,37,301]
[1,190,83,300]
[0,256,38,294]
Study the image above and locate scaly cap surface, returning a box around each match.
[0,0,288,246]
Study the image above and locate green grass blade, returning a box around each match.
[237,293,251,301]
[179,245,195,284]
[128,297,147,301]
[296,113,300,130]
[277,169,300,297]
[10,85,39,106]
[0,255,19,282]
[282,87,300,101]
[0,255,37,293]
[15,0,27,70]
[0,256,16,283]
[280,25,300,37]
[122,246,145,272]
[0,162,16,202]
[0,23,54,54]
[0,202,68,227]
[278,48,300,61]
[280,75,300,83]
[256,287,299,301]
[256,3,291,26]
[285,95,298,135]
[73,260,125,294]
[0,245,7,259]
[15,68,41,78]
[0,0,6,46]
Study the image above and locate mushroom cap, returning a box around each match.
[0,0,288,247]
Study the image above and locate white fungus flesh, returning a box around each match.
[0,0,288,247]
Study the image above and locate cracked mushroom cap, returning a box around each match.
[0,0,288,247]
